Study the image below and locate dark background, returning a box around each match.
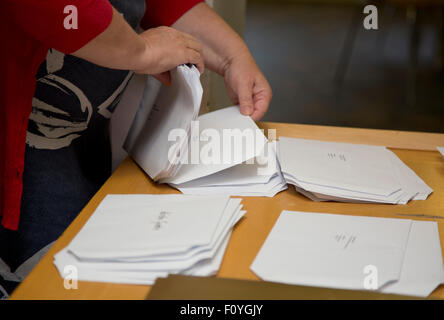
[244,0,444,132]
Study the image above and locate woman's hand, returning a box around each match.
[222,51,272,121]
[172,3,272,121]
[72,8,204,86]
[135,26,205,85]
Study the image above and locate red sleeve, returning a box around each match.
[141,0,204,29]
[6,0,113,54]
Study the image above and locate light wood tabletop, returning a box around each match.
[10,122,444,300]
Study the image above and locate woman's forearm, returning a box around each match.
[72,7,204,78]
[173,2,271,120]
[72,8,148,71]
[172,3,252,76]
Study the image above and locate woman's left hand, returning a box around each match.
[222,51,272,121]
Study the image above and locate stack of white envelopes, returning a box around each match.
[125,64,286,197]
[171,148,287,197]
[163,106,271,193]
[278,137,433,204]
[124,65,202,181]
[251,211,444,297]
[54,194,245,285]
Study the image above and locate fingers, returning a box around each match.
[191,50,205,74]
[182,33,203,55]
[138,26,205,76]
[181,47,205,74]
[179,31,204,73]
[153,72,171,86]
[250,83,272,121]
[237,80,255,117]
[250,98,269,121]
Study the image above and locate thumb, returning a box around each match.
[153,71,171,86]
[238,81,254,116]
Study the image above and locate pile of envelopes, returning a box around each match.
[164,107,287,197]
[124,66,432,203]
[124,65,287,197]
[251,210,444,297]
[278,137,433,204]
[54,195,245,285]
[124,65,203,182]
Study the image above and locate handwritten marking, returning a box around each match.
[150,210,172,231]
[334,233,357,249]
[328,153,347,161]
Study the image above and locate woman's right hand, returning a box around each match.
[134,26,205,85]
[71,8,204,86]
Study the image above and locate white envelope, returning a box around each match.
[68,195,230,259]
[251,211,412,291]
[53,194,245,285]
[381,220,444,297]
[278,137,433,204]
[163,106,268,185]
[124,65,202,181]
[278,137,401,196]
[172,142,287,197]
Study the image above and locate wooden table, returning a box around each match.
[10,123,444,300]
